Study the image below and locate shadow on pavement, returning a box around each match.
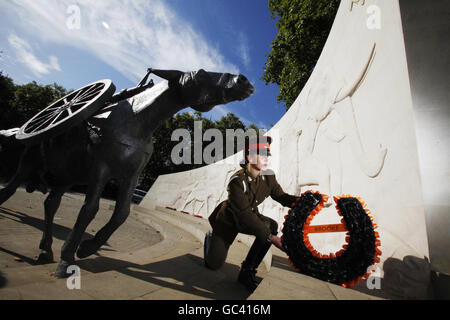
[0,207,96,244]
[0,271,6,288]
[0,205,252,299]
[0,206,114,258]
[77,254,252,300]
[273,252,435,300]
[0,246,38,265]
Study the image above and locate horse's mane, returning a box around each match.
[131,80,170,114]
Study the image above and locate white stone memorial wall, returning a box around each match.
[141,0,438,297]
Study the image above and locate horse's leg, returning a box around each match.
[77,176,138,259]
[36,187,67,264]
[0,148,37,205]
[0,174,25,205]
[55,164,110,278]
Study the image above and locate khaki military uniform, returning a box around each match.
[205,167,297,270]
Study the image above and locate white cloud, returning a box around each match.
[7,34,61,76]
[238,32,251,69]
[212,105,230,118]
[257,121,269,131]
[1,0,239,82]
[194,105,230,123]
[48,55,61,71]
[201,104,257,128]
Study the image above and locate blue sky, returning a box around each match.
[0,0,286,130]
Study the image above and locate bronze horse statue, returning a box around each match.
[0,69,254,278]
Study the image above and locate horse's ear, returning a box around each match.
[194,69,209,81]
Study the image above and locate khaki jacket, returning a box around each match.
[209,167,297,244]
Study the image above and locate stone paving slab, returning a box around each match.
[141,207,383,300]
[250,249,382,300]
[0,189,254,300]
[0,188,383,300]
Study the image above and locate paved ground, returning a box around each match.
[0,188,383,300]
[0,189,162,268]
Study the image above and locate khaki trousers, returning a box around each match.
[205,215,278,270]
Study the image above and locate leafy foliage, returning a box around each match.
[139,111,262,190]
[0,72,69,129]
[262,0,340,110]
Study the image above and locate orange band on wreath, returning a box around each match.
[282,190,382,288]
[306,223,348,233]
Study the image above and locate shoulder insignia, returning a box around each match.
[228,171,246,193]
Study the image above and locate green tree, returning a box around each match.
[247,123,262,136]
[0,72,17,129]
[214,113,246,133]
[262,0,340,111]
[0,74,69,129]
[138,111,261,190]
[11,81,68,126]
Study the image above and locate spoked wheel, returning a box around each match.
[16,79,115,144]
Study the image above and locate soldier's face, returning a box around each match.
[248,154,269,171]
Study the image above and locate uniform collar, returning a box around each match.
[244,166,260,182]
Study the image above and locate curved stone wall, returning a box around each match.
[140,0,440,298]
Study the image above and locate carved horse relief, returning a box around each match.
[349,0,366,12]
[296,43,387,206]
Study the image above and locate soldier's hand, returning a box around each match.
[271,235,284,252]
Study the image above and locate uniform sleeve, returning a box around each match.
[269,174,298,207]
[227,178,272,243]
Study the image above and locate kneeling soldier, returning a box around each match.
[204,135,298,292]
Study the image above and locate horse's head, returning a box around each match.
[177,69,255,112]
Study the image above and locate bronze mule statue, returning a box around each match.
[0,69,254,278]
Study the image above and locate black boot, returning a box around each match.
[238,239,272,292]
[238,262,258,292]
[251,241,272,283]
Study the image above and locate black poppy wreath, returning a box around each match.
[281,190,381,287]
